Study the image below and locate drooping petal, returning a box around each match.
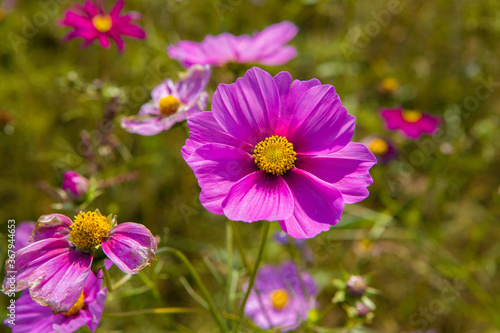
[121,116,165,136]
[102,222,157,274]
[222,171,294,222]
[280,169,345,239]
[286,85,354,154]
[28,214,72,244]
[212,67,281,145]
[297,142,376,204]
[185,143,255,214]
[3,238,92,313]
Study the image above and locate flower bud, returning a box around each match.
[61,171,89,199]
[355,301,371,317]
[346,275,367,297]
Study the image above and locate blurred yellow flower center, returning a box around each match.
[402,110,422,123]
[159,96,181,116]
[381,77,398,92]
[253,136,296,176]
[92,15,112,33]
[62,292,85,316]
[70,211,111,249]
[271,289,289,309]
[369,138,388,155]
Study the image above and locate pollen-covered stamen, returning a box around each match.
[70,211,111,250]
[62,292,85,316]
[368,138,388,155]
[159,96,181,116]
[270,289,289,309]
[253,135,296,176]
[402,110,422,123]
[92,15,112,33]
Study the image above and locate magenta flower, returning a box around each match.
[4,272,106,333]
[244,262,317,331]
[121,65,210,136]
[60,1,146,52]
[168,21,298,67]
[380,107,441,140]
[362,136,398,164]
[62,171,90,199]
[14,221,35,252]
[2,211,156,313]
[182,67,376,239]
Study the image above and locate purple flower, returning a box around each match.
[61,171,90,199]
[244,262,317,331]
[168,21,298,68]
[380,107,441,140]
[362,136,398,164]
[274,230,305,248]
[14,221,35,252]
[182,67,376,239]
[4,272,106,333]
[60,1,146,52]
[2,211,156,313]
[121,65,210,136]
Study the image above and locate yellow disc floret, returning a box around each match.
[368,138,389,155]
[271,289,289,309]
[253,136,296,176]
[381,77,398,93]
[92,15,112,33]
[62,292,85,316]
[402,110,422,123]
[70,211,111,250]
[159,96,181,116]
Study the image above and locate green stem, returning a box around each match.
[226,221,233,330]
[103,307,205,317]
[102,265,113,292]
[156,247,229,333]
[233,222,270,333]
[230,220,251,274]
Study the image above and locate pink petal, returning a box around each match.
[28,214,72,244]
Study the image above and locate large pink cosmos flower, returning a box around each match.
[2,211,156,313]
[182,67,376,239]
[121,65,210,136]
[167,21,298,67]
[380,107,441,140]
[244,262,317,331]
[60,1,146,52]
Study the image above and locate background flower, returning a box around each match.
[362,136,398,164]
[60,0,146,52]
[244,262,317,331]
[61,171,90,199]
[168,21,298,67]
[380,107,441,140]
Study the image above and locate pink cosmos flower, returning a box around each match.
[244,262,317,331]
[2,211,156,314]
[380,107,441,140]
[61,171,90,199]
[4,272,106,333]
[168,21,298,67]
[121,65,210,136]
[362,136,398,164]
[182,67,376,239]
[60,1,146,52]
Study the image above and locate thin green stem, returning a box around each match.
[156,247,229,333]
[230,220,251,274]
[233,222,270,333]
[102,265,113,292]
[103,307,205,317]
[226,221,234,330]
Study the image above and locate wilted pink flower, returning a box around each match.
[60,1,146,52]
[2,211,156,313]
[121,65,210,135]
[380,107,441,140]
[4,273,106,333]
[244,262,317,331]
[182,67,376,239]
[61,171,90,199]
[168,21,298,67]
[362,136,398,164]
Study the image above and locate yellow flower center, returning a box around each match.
[381,77,398,92]
[253,136,296,176]
[271,289,289,309]
[402,110,422,123]
[62,292,85,316]
[70,211,111,250]
[159,96,181,116]
[92,15,112,33]
[368,138,389,155]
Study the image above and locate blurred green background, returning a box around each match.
[1,0,500,332]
